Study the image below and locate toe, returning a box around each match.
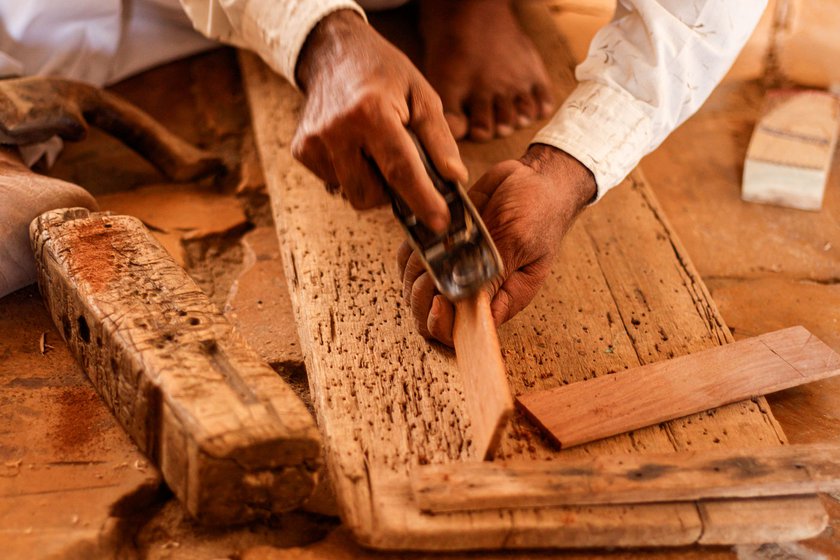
[494,95,516,138]
[514,93,538,127]
[439,90,469,140]
[533,83,556,118]
[467,95,494,142]
[444,111,469,140]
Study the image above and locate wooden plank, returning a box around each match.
[742,90,840,211]
[517,326,840,449]
[241,0,826,549]
[30,208,321,525]
[452,292,514,460]
[411,443,840,513]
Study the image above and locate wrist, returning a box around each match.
[296,9,367,92]
[520,143,597,210]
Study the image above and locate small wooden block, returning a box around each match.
[453,292,514,459]
[30,208,321,525]
[411,443,840,513]
[517,326,840,449]
[742,90,840,211]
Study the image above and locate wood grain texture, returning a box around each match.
[30,208,320,525]
[412,443,840,512]
[742,90,840,211]
[242,0,826,549]
[517,326,840,449]
[452,292,513,460]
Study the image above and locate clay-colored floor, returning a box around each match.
[1,42,839,560]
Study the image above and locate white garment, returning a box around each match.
[0,0,215,164]
[531,0,767,197]
[0,0,214,85]
[0,0,766,197]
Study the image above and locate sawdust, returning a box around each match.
[53,388,104,453]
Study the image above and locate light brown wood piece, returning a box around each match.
[742,90,840,211]
[452,292,514,460]
[30,208,321,525]
[242,0,826,549]
[412,443,840,513]
[517,326,840,449]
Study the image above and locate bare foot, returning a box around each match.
[420,0,555,142]
[0,148,97,298]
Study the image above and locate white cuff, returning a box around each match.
[242,0,367,88]
[531,81,653,201]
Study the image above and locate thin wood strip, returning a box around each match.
[452,292,514,460]
[411,443,840,513]
[30,208,320,525]
[517,326,840,449]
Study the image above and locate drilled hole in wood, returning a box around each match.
[77,316,90,343]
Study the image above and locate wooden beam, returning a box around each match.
[517,326,840,450]
[742,90,840,211]
[452,292,514,460]
[241,0,827,548]
[411,443,840,513]
[30,208,321,525]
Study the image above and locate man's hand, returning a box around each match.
[294,10,468,233]
[399,144,596,346]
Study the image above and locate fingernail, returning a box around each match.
[541,101,555,116]
[430,296,440,318]
[497,124,514,137]
[517,114,532,127]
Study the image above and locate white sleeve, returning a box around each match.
[178,0,367,88]
[531,0,767,200]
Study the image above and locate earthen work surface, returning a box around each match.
[243,0,826,550]
[1,1,839,558]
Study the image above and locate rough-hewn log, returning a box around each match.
[30,208,320,525]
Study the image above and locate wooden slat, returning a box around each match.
[452,292,513,460]
[30,208,321,525]
[411,443,840,513]
[241,0,826,549]
[517,326,840,449]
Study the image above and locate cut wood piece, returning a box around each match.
[411,443,840,513]
[452,292,514,460]
[742,90,840,211]
[30,208,321,525]
[242,0,826,549]
[517,326,840,450]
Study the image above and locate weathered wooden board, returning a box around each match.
[452,292,513,460]
[742,90,840,211]
[241,0,826,549]
[30,208,320,525]
[518,326,840,448]
[412,443,840,513]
